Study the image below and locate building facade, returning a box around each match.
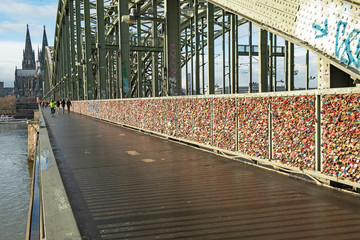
[0,81,14,97]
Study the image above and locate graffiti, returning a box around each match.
[168,43,178,96]
[169,77,177,96]
[313,18,360,69]
[121,60,130,97]
[335,21,360,67]
[122,78,130,96]
[169,44,177,77]
[312,18,328,39]
[335,20,348,58]
[121,60,128,78]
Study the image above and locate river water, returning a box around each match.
[0,123,32,240]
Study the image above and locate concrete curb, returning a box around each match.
[38,108,81,239]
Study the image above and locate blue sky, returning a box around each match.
[0,0,58,87]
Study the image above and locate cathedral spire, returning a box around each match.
[22,24,36,70]
[38,25,48,71]
[42,25,48,49]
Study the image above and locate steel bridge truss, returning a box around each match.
[43,0,359,101]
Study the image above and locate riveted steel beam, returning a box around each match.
[118,0,131,98]
[96,0,107,99]
[207,2,215,95]
[69,0,76,100]
[165,0,181,96]
[84,0,93,100]
[259,29,268,93]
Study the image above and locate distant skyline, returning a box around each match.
[0,0,58,87]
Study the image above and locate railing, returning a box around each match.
[72,87,360,190]
[0,115,14,122]
[27,108,81,239]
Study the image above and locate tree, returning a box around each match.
[0,95,16,114]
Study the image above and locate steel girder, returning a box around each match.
[47,0,258,100]
[50,0,237,99]
[46,0,352,101]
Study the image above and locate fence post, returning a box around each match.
[315,95,322,172]
[268,99,273,160]
[235,98,239,152]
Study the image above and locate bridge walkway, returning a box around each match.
[42,108,360,240]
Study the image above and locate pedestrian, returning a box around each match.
[56,99,60,114]
[66,98,72,113]
[61,99,66,113]
[49,100,55,116]
[41,101,44,108]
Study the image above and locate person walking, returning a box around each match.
[56,99,60,114]
[49,100,55,116]
[61,99,66,113]
[66,98,72,113]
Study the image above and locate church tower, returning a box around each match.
[38,25,48,72]
[22,24,36,70]
[15,25,41,99]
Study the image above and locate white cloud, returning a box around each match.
[0,41,23,87]
[0,22,25,35]
[0,1,57,21]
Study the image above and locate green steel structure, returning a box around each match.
[43,0,360,101]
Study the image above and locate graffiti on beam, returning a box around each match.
[312,18,360,69]
[312,18,328,39]
[122,60,130,97]
[168,43,178,96]
[335,21,360,68]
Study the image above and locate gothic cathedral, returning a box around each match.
[14,25,48,99]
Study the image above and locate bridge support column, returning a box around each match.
[118,0,131,98]
[306,50,310,90]
[136,4,143,98]
[248,22,252,93]
[230,14,238,94]
[96,0,107,99]
[164,0,181,96]
[269,33,273,92]
[152,0,159,97]
[207,2,215,95]
[259,29,268,92]
[75,0,83,100]
[285,41,294,91]
[318,58,331,89]
[84,0,94,100]
[222,10,226,94]
[194,0,200,95]
[64,13,71,99]
[190,18,194,95]
[185,27,190,95]
[273,35,277,92]
[69,0,76,100]
[60,27,66,98]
